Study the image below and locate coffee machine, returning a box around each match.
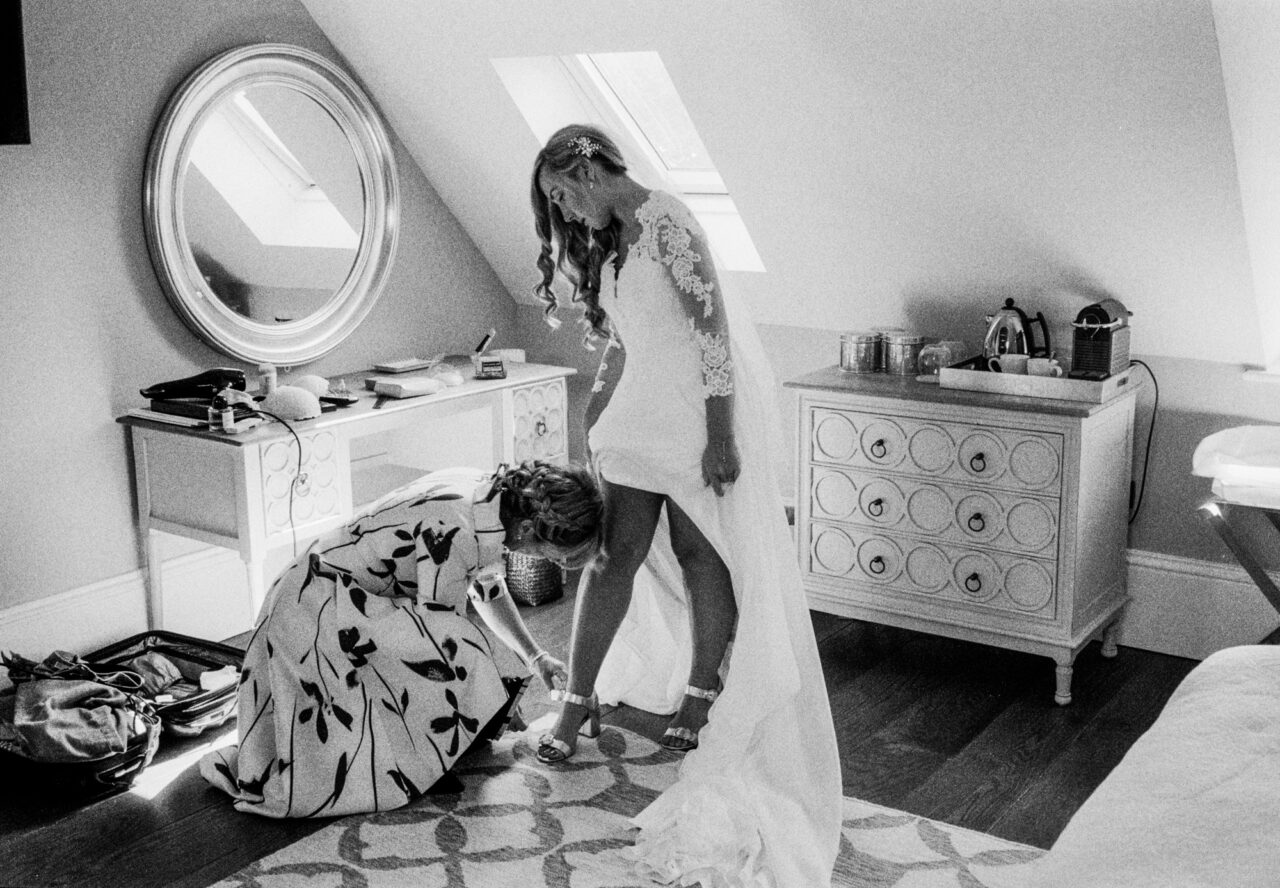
[1069,300,1131,379]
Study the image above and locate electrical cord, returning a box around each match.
[1128,359,1159,524]
[250,408,305,557]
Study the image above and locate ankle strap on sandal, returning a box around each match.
[684,685,720,702]
[549,689,596,708]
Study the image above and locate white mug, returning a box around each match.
[989,353,1029,374]
[1027,357,1065,378]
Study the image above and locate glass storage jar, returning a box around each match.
[917,339,969,381]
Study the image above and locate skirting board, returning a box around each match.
[1119,548,1280,659]
[1,547,1275,691]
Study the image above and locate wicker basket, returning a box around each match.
[505,551,564,606]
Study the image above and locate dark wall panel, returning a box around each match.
[1,0,29,144]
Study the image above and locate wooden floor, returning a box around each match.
[0,583,1208,888]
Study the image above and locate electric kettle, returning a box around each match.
[982,298,1051,359]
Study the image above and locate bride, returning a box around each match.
[529,124,842,887]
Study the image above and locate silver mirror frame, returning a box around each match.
[144,43,399,366]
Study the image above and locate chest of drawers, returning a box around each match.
[787,367,1138,704]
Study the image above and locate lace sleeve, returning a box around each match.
[640,197,734,398]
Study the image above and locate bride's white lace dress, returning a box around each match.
[588,191,842,887]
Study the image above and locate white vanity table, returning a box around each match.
[118,362,574,629]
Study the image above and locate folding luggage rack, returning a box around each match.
[1197,499,1280,619]
[1193,425,1280,622]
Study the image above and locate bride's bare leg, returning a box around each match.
[666,499,736,741]
[544,480,664,753]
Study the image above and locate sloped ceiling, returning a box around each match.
[299,0,1258,364]
[1212,0,1280,371]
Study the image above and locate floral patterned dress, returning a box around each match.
[199,469,515,818]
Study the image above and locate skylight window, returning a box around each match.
[494,51,765,272]
[578,54,721,188]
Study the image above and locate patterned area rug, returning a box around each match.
[213,725,1043,888]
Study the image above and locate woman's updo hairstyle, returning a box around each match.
[530,124,628,344]
[497,460,604,549]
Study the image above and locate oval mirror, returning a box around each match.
[144,44,399,366]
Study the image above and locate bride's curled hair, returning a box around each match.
[530,124,627,345]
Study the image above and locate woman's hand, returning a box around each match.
[532,651,568,692]
[702,437,741,496]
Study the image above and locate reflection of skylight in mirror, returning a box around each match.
[188,92,359,249]
[493,51,764,272]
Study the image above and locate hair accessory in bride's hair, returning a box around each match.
[569,135,600,158]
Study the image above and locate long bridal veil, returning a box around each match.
[594,285,843,887]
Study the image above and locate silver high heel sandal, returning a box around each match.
[660,684,720,752]
[536,690,601,764]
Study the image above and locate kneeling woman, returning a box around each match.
[200,462,602,818]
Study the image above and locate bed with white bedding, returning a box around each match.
[1028,644,1280,888]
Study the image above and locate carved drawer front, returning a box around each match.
[810,467,905,527]
[511,379,567,464]
[810,408,1063,493]
[812,410,907,469]
[261,430,343,531]
[807,520,1057,620]
[809,466,1059,556]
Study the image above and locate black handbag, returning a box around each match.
[0,656,163,800]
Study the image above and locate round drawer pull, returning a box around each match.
[867,498,885,518]
[869,439,888,459]
[964,572,983,593]
[967,512,986,532]
[535,418,548,437]
[868,555,886,575]
[969,452,987,473]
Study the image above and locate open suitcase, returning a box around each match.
[86,630,244,737]
[0,630,242,798]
